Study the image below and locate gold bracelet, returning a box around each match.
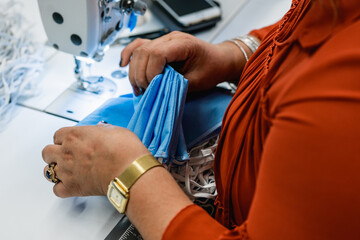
[107,154,163,214]
[117,154,162,190]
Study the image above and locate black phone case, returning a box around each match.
[150,0,222,34]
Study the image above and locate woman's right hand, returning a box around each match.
[120,31,246,94]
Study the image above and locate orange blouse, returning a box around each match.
[163,0,360,239]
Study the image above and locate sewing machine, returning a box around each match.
[36,0,147,121]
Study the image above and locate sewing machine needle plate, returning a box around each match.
[45,81,116,122]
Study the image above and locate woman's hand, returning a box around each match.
[41,124,150,198]
[42,124,193,239]
[121,31,246,94]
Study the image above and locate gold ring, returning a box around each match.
[44,163,60,184]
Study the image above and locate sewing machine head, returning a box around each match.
[37,0,146,62]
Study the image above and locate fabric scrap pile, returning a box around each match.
[0,0,44,130]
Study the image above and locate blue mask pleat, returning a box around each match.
[77,66,232,164]
[154,70,177,157]
[128,66,188,161]
[128,76,162,146]
[148,71,174,154]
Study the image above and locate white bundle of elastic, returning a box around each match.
[0,0,44,127]
[169,136,218,201]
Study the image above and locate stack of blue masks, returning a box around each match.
[78,66,232,164]
[128,66,188,161]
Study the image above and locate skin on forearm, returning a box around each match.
[126,166,193,240]
[217,35,260,85]
[42,125,190,240]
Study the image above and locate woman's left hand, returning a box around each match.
[41,124,150,198]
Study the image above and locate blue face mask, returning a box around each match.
[127,65,189,161]
[78,66,232,163]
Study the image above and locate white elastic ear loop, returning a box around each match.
[0,0,44,122]
[170,136,219,201]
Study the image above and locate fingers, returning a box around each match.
[52,163,76,198]
[42,145,68,186]
[43,148,77,198]
[122,38,151,95]
[146,53,166,83]
[127,39,171,92]
[42,125,151,198]
[42,144,61,164]
[129,46,150,90]
[46,157,78,198]
[121,32,197,94]
[46,126,84,165]
[121,38,150,67]
[53,182,72,198]
[53,127,73,145]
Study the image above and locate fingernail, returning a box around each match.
[133,86,141,96]
[119,58,123,67]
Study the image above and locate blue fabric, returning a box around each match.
[127,66,188,160]
[182,89,233,149]
[78,94,134,127]
[78,66,232,163]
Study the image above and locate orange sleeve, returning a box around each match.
[163,21,360,240]
[162,204,249,240]
[246,21,360,239]
[249,21,280,41]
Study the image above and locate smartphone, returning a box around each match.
[155,0,221,27]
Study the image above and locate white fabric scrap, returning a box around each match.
[169,136,218,201]
[0,0,44,129]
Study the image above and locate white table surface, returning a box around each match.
[0,107,118,239]
[0,0,290,239]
